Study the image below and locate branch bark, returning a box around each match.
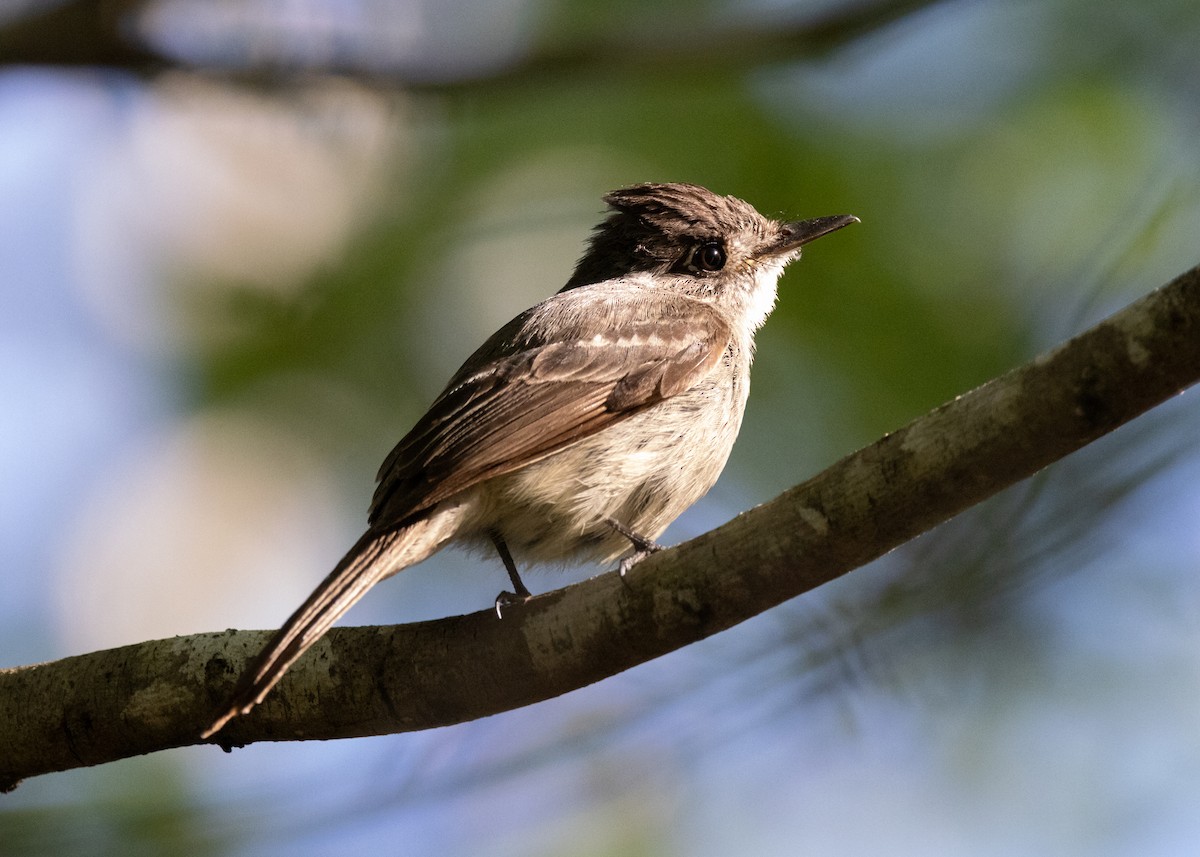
[2,263,1199,790]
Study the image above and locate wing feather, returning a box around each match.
[369,291,732,528]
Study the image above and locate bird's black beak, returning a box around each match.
[770,214,859,257]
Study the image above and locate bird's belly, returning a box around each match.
[470,380,746,566]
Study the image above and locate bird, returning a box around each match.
[202,182,857,738]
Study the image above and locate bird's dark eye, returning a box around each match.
[693,242,726,273]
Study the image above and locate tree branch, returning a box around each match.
[0,0,940,88]
[2,263,1198,790]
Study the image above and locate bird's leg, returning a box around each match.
[606,517,665,577]
[490,530,532,617]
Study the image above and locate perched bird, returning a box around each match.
[203,182,856,738]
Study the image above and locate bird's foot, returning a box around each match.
[618,547,662,577]
[490,530,534,618]
[606,517,665,578]
[494,587,532,619]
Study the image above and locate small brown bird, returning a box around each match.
[203,182,856,738]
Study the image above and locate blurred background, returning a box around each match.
[2,0,1200,854]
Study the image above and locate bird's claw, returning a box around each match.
[606,517,665,579]
[494,589,532,618]
[618,542,663,578]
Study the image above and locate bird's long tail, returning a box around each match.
[202,513,456,739]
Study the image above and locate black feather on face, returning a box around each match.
[562,183,771,291]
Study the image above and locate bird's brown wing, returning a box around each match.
[369,297,733,529]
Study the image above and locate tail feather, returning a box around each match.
[202,525,419,739]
